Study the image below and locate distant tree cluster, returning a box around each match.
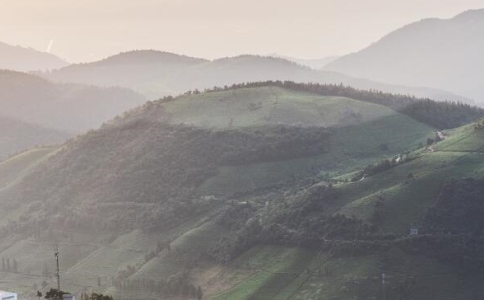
[44,288,67,299]
[400,99,484,129]
[79,293,114,300]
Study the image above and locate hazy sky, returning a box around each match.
[1,0,484,63]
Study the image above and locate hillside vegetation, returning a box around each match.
[1,84,484,299]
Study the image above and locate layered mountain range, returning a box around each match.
[326,9,484,103]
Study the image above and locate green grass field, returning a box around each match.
[161,86,420,130]
[193,87,434,197]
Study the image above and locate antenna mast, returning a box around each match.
[55,246,61,292]
[382,273,386,300]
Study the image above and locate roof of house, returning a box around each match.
[0,291,16,297]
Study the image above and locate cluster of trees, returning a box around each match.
[1,121,333,239]
[396,234,484,273]
[79,293,113,300]
[199,81,484,130]
[214,202,255,230]
[351,159,394,182]
[139,240,172,265]
[208,176,484,273]
[40,289,113,300]
[210,184,379,262]
[400,99,484,129]
[422,178,484,235]
[351,152,414,182]
[209,174,484,269]
[114,264,138,282]
[1,257,19,272]
[210,125,331,166]
[42,289,64,300]
[112,272,203,299]
[474,118,484,130]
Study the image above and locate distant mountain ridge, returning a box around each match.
[325,9,484,103]
[44,50,472,103]
[86,50,209,66]
[269,53,340,69]
[0,70,146,133]
[0,41,68,71]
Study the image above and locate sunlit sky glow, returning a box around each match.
[1,0,484,63]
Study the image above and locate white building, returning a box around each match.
[63,295,76,300]
[0,291,17,300]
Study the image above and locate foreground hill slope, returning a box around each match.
[0,41,68,71]
[326,9,484,102]
[0,83,483,299]
[1,84,438,210]
[44,51,470,103]
[0,70,146,133]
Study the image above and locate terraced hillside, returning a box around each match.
[0,83,483,299]
[203,123,484,300]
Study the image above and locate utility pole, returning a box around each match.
[55,246,61,292]
[382,273,386,300]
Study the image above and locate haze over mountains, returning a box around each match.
[269,53,340,69]
[0,70,146,158]
[3,6,484,300]
[0,41,68,71]
[44,50,470,103]
[326,9,484,102]
[0,116,69,160]
[0,70,146,133]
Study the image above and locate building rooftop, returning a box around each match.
[0,291,16,298]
